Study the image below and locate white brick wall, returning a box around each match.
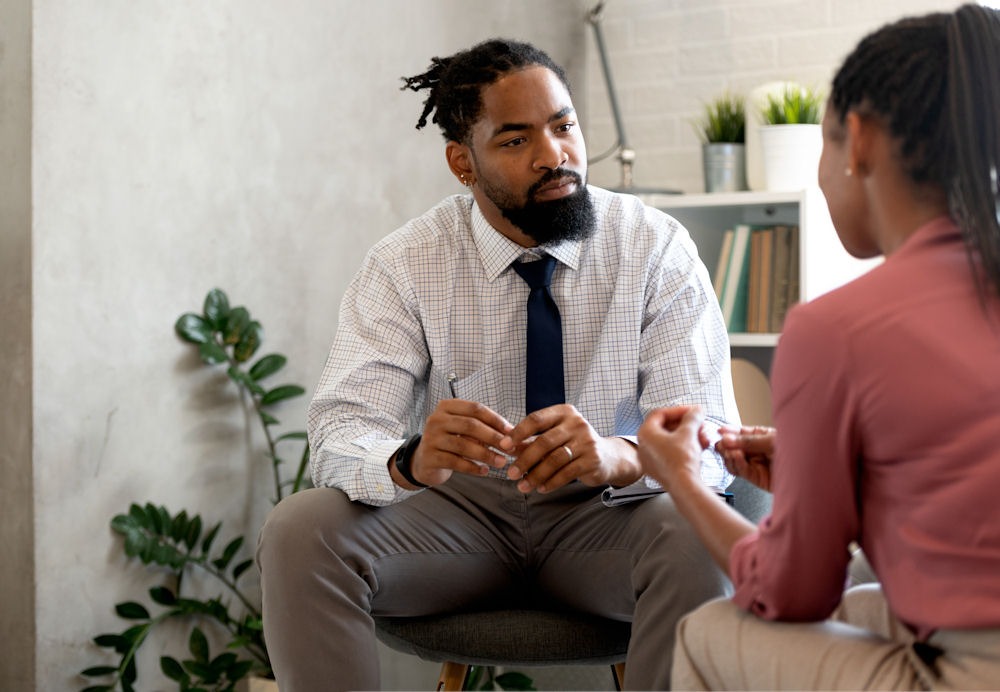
[584,0,963,193]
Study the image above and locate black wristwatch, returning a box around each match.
[393,433,428,488]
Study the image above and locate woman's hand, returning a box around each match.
[716,425,776,492]
[637,405,707,493]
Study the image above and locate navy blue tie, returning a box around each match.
[512,255,564,412]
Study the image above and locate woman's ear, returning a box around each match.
[446,141,475,187]
[845,111,873,176]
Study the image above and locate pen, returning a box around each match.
[447,372,458,398]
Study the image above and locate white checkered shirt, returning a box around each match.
[308,186,737,505]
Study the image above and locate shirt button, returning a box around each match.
[376,484,384,493]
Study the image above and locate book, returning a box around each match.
[768,225,794,332]
[785,225,801,319]
[747,229,762,333]
[753,227,774,333]
[719,224,752,333]
[713,229,735,301]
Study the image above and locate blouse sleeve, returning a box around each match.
[729,303,860,621]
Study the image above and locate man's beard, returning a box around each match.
[483,169,597,245]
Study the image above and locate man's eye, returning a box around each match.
[501,137,526,147]
[556,122,575,133]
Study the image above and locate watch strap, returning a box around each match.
[393,433,428,488]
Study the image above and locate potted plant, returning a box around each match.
[80,288,309,692]
[694,93,747,193]
[757,85,824,191]
[80,289,534,692]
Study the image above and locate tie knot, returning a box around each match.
[512,254,556,289]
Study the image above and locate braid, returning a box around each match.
[831,4,1000,299]
[400,38,570,144]
[947,5,1000,300]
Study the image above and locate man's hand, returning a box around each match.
[715,425,775,492]
[391,399,514,488]
[637,405,706,493]
[502,404,642,494]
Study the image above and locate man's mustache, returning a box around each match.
[527,168,584,200]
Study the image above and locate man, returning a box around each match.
[257,38,737,690]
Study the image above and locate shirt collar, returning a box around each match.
[470,199,582,281]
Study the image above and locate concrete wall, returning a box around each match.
[10,1,584,689]
[0,1,967,690]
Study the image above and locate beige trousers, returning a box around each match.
[672,584,1000,690]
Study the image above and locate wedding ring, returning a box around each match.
[563,445,573,461]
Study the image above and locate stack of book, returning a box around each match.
[712,224,799,333]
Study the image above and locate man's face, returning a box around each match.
[463,66,593,246]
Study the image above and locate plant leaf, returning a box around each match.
[161,656,189,682]
[93,633,126,649]
[223,306,251,345]
[199,340,228,365]
[233,321,262,363]
[276,431,308,443]
[203,289,231,330]
[170,510,188,542]
[201,522,221,553]
[232,558,254,581]
[249,353,286,381]
[149,585,177,606]
[80,665,119,677]
[175,313,214,344]
[260,411,279,426]
[213,536,244,571]
[261,385,305,406]
[185,514,203,551]
[189,627,210,663]
[495,671,537,690]
[115,601,151,620]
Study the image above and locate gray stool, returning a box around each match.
[375,608,630,690]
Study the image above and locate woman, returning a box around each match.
[638,5,1000,689]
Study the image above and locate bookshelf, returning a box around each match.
[641,188,880,369]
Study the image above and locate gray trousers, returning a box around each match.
[256,475,730,691]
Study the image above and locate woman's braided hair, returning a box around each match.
[400,38,570,145]
[831,4,1000,298]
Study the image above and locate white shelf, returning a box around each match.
[643,188,880,350]
[728,333,780,348]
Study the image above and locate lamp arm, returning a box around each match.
[588,2,630,155]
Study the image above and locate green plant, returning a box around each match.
[80,288,310,692]
[695,93,746,144]
[761,86,823,125]
[465,666,536,691]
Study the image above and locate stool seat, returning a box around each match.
[374,608,631,667]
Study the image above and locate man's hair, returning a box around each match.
[830,3,1000,299]
[400,38,570,144]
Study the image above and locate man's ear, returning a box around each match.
[446,141,475,187]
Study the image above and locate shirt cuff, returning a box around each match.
[362,438,423,506]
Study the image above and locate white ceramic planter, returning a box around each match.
[758,123,822,192]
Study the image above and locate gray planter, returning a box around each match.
[702,142,747,193]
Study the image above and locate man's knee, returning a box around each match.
[257,487,354,568]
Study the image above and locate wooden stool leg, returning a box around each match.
[612,662,626,690]
[437,661,469,691]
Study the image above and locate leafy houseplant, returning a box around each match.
[757,85,824,191]
[696,93,746,144]
[761,86,823,125]
[80,288,310,692]
[80,288,534,692]
[696,93,748,193]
